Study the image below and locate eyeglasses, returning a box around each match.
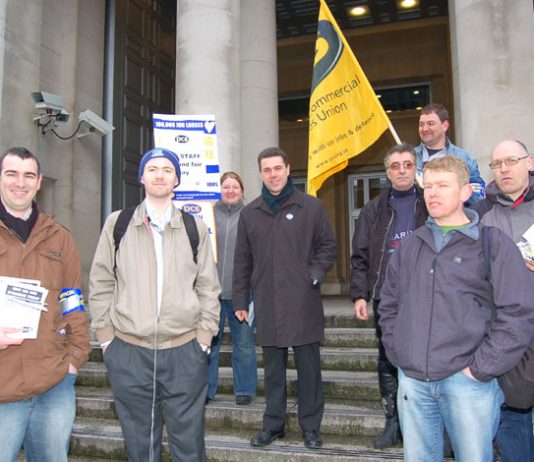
[489,155,529,169]
[387,161,415,171]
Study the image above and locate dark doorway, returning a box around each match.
[111,0,176,209]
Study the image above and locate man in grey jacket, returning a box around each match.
[379,156,534,461]
[474,139,534,462]
[89,148,220,462]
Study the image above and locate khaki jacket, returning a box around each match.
[0,212,91,403]
[89,201,220,348]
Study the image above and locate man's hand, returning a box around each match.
[525,260,534,272]
[354,299,368,320]
[0,327,24,350]
[462,366,477,381]
[235,310,249,322]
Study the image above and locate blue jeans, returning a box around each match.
[496,405,534,462]
[0,372,77,462]
[208,299,257,399]
[398,368,503,462]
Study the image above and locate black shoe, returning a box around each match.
[205,397,213,405]
[303,430,323,449]
[236,395,252,405]
[250,429,285,447]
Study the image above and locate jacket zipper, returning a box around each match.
[371,208,395,300]
[220,206,231,294]
[426,253,438,381]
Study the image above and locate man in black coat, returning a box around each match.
[233,147,336,449]
[350,143,427,449]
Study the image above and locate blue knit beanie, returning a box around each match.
[138,148,181,184]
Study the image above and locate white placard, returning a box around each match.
[0,277,48,339]
[153,114,221,201]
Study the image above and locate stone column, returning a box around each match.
[175,0,241,176]
[0,0,42,151]
[240,0,279,199]
[449,0,534,181]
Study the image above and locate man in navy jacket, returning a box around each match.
[379,156,534,461]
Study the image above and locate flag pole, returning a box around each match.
[388,122,401,144]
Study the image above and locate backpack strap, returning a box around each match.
[113,206,137,254]
[113,206,136,272]
[180,209,199,264]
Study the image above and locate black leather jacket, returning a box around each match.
[350,184,427,302]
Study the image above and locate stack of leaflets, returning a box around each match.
[0,276,48,339]
[517,224,534,263]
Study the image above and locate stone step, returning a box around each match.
[214,327,378,349]
[323,328,377,348]
[76,387,383,437]
[70,417,407,462]
[88,328,378,363]
[18,455,124,462]
[77,364,381,402]
[212,327,378,348]
[214,346,377,372]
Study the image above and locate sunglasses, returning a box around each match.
[387,161,415,171]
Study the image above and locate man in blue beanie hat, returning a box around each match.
[89,147,221,462]
[137,147,182,184]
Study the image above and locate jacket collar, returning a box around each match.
[484,173,534,206]
[254,187,304,215]
[215,199,244,215]
[421,208,480,251]
[132,200,185,229]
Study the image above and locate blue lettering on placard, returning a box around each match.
[173,191,222,201]
[153,118,216,134]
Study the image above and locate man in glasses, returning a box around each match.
[350,143,428,449]
[415,103,485,204]
[474,139,534,462]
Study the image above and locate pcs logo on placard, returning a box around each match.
[175,135,190,144]
[182,203,201,215]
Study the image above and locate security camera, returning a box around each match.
[55,110,70,125]
[31,91,64,112]
[78,109,114,137]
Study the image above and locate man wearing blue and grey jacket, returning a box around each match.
[415,103,485,204]
[379,156,534,462]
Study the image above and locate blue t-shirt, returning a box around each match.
[386,186,418,254]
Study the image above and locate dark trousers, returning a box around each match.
[104,337,208,462]
[262,342,324,433]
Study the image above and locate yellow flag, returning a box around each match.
[307,0,392,196]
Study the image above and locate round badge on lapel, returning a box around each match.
[286,213,294,220]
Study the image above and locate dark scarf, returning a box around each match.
[0,200,39,243]
[262,177,295,214]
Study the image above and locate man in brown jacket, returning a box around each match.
[0,147,91,462]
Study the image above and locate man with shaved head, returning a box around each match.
[475,139,534,462]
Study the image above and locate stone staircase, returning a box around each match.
[68,296,410,461]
